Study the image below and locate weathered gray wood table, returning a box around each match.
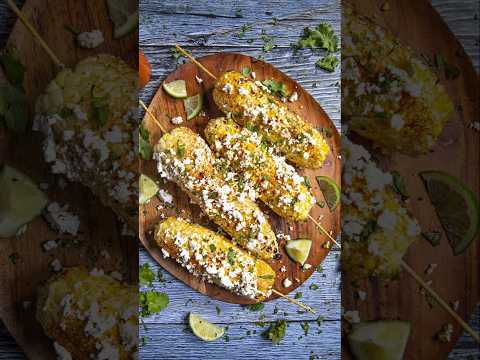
[0,0,478,359]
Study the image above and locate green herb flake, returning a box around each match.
[263,320,287,344]
[261,79,289,98]
[309,283,319,290]
[315,55,339,72]
[235,9,242,18]
[227,248,236,265]
[422,231,442,247]
[296,23,338,52]
[8,252,19,265]
[139,263,155,287]
[294,292,302,299]
[303,176,312,189]
[139,290,169,317]
[241,67,252,77]
[209,243,217,252]
[139,125,152,160]
[64,24,80,35]
[89,86,109,128]
[244,302,265,311]
[259,274,274,280]
[176,142,186,159]
[301,321,310,336]
[216,305,222,315]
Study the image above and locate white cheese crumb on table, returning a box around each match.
[77,30,104,49]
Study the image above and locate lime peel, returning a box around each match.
[184,94,203,120]
[189,313,225,341]
[285,239,312,265]
[316,176,340,211]
[163,80,187,99]
[139,174,159,204]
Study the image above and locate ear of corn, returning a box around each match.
[36,267,138,359]
[156,217,275,300]
[154,127,278,260]
[342,137,421,278]
[342,6,454,156]
[213,71,330,168]
[204,117,315,221]
[33,55,138,227]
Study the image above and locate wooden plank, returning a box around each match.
[139,249,341,324]
[139,321,340,360]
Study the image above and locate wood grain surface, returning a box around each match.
[342,1,479,359]
[0,1,138,359]
[140,53,341,304]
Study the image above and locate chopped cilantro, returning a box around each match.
[422,231,442,247]
[294,292,302,299]
[301,321,310,336]
[271,17,279,26]
[316,315,324,325]
[90,86,109,128]
[296,23,338,52]
[176,142,186,159]
[262,79,289,98]
[170,47,183,60]
[241,67,252,77]
[209,243,217,252]
[316,265,324,273]
[139,125,152,160]
[8,252,19,265]
[315,55,339,72]
[64,24,80,35]
[139,263,155,286]
[303,176,312,189]
[309,283,319,290]
[139,290,169,317]
[263,320,287,344]
[216,305,222,315]
[244,303,265,311]
[237,24,252,38]
[434,54,460,80]
[227,248,236,265]
[235,9,242,18]
[259,274,274,280]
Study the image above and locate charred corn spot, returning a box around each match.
[36,267,138,359]
[156,217,275,300]
[154,127,278,260]
[33,55,138,226]
[205,117,315,221]
[213,71,330,168]
[341,138,420,278]
[342,7,454,156]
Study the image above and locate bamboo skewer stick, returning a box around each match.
[272,289,315,314]
[175,43,480,342]
[5,0,63,68]
[400,260,479,343]
[139,100,167,133]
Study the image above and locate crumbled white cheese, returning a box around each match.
[50,258,63,272]
[195,75,203,84]
[251,72,256,79]
[77,30,104,49]
[343,310,360,324]
[283,278,292,288]
[424,263,437,276]
[280,266,287,273]
[43,239,58,252]
[302,263,312,270]
[289,91,298,102]
[171,116,184,125]
[45,202,80,236]
[158,189,173,204]
[357,290,367,301]
[54,342,72,360]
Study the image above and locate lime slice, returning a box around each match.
[184,94,203,120]
[107,0,139,39]
[285,239,312,265]
[163,80,187,99]
[139,174,159,205]
[189,313,225,341]
[419,170,480,255]
[316,176,340,211]
[348,320,411,360]
[0,166,48,238]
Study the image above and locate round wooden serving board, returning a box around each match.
[0,1,138,359]
[342,1,479,359]
[139,53,341,304]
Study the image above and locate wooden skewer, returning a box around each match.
[139,100,167,133]
[308,214,341,248]
[272,289,315,314]
[175,44,217,80]
[5,0,63,68]
[400,260,479,343]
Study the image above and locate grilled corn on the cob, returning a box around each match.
[156,217,275,300]
[33,55,138,227]
[204,117,316,221]
[213,71,330,168]
[154,127,278,260]
[342,137,421,278]
[342,6,454,156]
[36,267,138,359]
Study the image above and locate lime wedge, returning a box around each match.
[316,176,340,211]
[0,166,48,238]
[106,0,138,39]
[285,239,312,265]
[348,321,411,360]
[139,174,159,205]
[163,80,187,99]
[419,170,480,255]
[189,313,225,341]
[184,94,203,120]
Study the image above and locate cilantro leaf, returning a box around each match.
[90,86,109,128]
[241,67,252,77]
[263,320,287,344]
[227,248,236,265]
[139,291,169,317]
[315,55,339,72]
[261,79,289,98]
[244,303,265,311]
[297,23,338,52]
[139,124,152,160]
[139,263,155,286]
